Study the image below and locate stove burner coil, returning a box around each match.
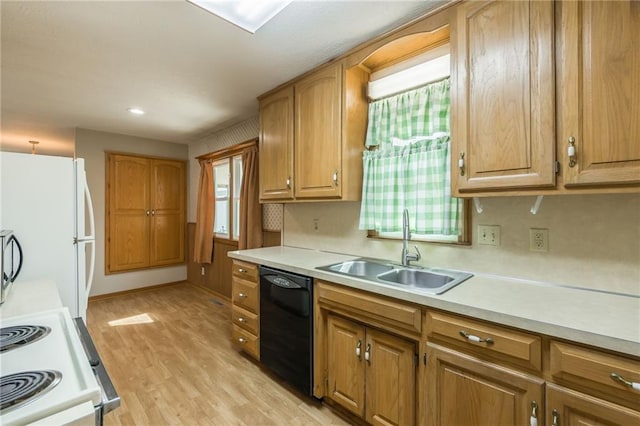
[0,325,51,353]
[0,370,62,412]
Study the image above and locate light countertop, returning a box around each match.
[229,246,640,357]
[0,279,63,320]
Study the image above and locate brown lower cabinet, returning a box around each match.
[314,279,639,426]
[426,342,544,426]
[327,314,416,426]
[546,383,640,426]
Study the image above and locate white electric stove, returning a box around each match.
[0,307,101,425]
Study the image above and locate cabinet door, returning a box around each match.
[259,86,294,200]
[295,63,342,199]
[366,328,416,426]
[107,155,150,272]
[546,383,640,426]
[451,0,555,193]
[150,159,185,266]
[559,0,640,187]
[327,315,366,417]
[426,342,544,426]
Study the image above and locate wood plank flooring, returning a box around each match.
[87,283,348,425]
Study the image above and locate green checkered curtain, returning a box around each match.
[359,78,462,235]
[365,78,451,148]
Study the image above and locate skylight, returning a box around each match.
[187,0,293,34]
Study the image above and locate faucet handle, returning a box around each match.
[414,245,422,261]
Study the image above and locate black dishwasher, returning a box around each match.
[259,266,313,396]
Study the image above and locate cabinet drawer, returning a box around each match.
[232,325,259,360]
[426,310,541,371]
[550,341,640,410]
[231,305,259,335]
[232,278,259,314]
[232,260,258,282]
[317,281,421,336]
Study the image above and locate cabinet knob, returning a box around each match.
[238,292,247,298]
[332,170,339,186]
[568,136,577,168]
[458,152,465,176]
[364,343,371,362]
[459,330,494,345]
[286,177,291,189]
[151,210,155,216]
[551,409,559,426]
[238,268,247,273]
[238,337,247,344]
[238,317,245,323]
[146,210,150,216]
[355,340,362,359]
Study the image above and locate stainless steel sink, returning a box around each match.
[377,269,454,288]
[325,260,393,277]
[316,258,473,295]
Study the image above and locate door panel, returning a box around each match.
[546,383,640,426]
[295,64,342,198]
[366,328,416,426]
[560,0,640,186]
[452,0,555,192]
[327,315,366,417]
[426,342,544,426]
[259,87,294,200]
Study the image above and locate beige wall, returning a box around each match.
[75,128,189,296]
[283,194,640,296]
[185,117,639,297]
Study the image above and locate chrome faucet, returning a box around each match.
[401,208,421,266]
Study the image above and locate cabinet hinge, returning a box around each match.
[555,160,560,175]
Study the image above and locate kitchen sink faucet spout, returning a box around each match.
[401,208,421,266]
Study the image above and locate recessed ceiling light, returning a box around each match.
[127,107,145,115]
[186,0,293,34]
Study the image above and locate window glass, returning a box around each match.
[213,159,230,238]
[232,155,243,240]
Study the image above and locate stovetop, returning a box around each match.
[0,308,101,425]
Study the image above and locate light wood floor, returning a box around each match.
[87,283,348,426]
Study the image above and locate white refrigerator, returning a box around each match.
[0,152,95,320]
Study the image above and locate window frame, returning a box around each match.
[363,47,471,245]
[196,138,257,244]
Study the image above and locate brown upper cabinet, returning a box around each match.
[557,0,640,187]
[259,86,294,200]
[451,0,639,196]
[106,153,186,273]
[258,61,368,202]
[260,0,639,201]
[451,0,556,193]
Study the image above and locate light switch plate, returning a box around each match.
[478,225,500,246]
[530,228,549,252]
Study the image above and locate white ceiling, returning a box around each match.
[1,0,445,156]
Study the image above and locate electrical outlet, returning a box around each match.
[313,218,319,232]
[478,225,500,246]
[529,228,549,252]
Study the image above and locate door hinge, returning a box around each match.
[555,160,560,175]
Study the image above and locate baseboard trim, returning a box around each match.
[189,283,232,303]
[88,281,188,302]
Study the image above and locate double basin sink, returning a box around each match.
[316,258,473,295]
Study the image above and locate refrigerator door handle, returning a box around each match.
[83,176,96,296]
